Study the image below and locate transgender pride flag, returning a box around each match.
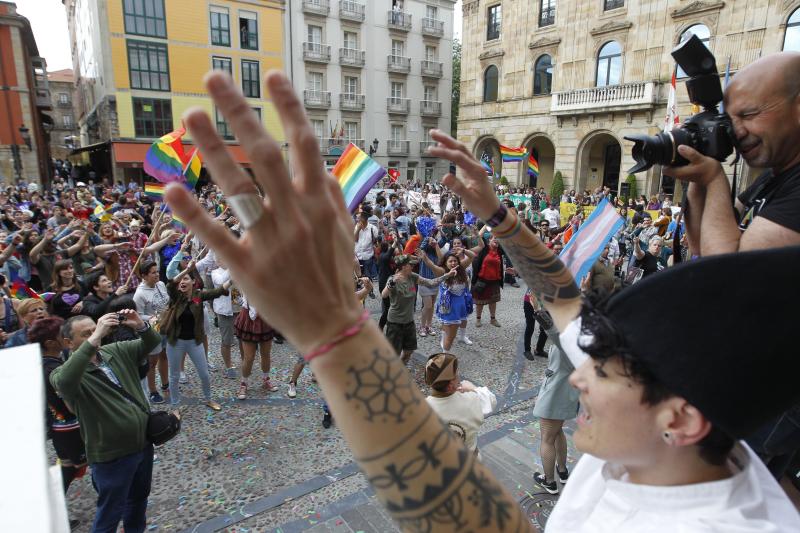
[559,199,623,286]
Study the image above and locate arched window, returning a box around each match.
[484,65,499,102]
[596,41,622,87]
[533,54,553,96]
[677,24,711,77]
[785,8,800,52]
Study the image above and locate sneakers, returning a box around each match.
[287,383,297,398]
[224,367,238,379]
[205,400,222,411]
[149,391,165,404]
[425,326,434,336]
[207,360,217,371]
[523,350,535,361]
[490,318,501,327]
[419,327,428,338]
[262,377,279,392]
[533,472,559,494]
[475,318,482,328]
[459,331,473,345]
[556,466,569,484]
[237,382,247,400]
[322,411,333,428]
[179,371,188,384]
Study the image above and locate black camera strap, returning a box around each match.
[92,366,152,416]
[737,164,800,231]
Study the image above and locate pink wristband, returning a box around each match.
[303,309,370,362]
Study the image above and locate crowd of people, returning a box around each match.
[6,51,800,532]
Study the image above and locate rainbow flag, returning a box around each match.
[527,153,540,178]
[93,204,112,222]
[500,145,526,163]
[9,269,41,300]
[183,148,202,190]
[143,127,191,184]
[144,183,166,199]
[171,213,188,232]
[332,143,387,213]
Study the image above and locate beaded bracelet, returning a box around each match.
[492,215,523,239]
[303,309,370,363]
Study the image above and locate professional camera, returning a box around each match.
[625,34,737,173]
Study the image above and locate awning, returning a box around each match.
[112,142,252,166]
[69,141,110,156]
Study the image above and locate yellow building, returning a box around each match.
[65,0,285,182]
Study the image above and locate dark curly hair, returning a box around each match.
[578,293,734,466]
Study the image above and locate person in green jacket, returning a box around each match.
[50,309,160,533]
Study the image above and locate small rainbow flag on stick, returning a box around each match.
[144,183,166,199]
[332,143,387,213]
[183,148,202,190]
[144,128,191,184]
[171,213,188,232]
[9,270,41,300]
[499,145,527,162]
[527,153,540,178]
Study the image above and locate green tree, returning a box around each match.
[498,175,509,186]
[550,171,565,202]
[625,174,638,203]
[451,39,461,136]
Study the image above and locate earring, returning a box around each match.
[662,431,672,444]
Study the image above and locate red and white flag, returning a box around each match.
[388,168,400,182]
[664,71,680,132]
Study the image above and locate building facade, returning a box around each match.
[284,0,456,183]
[65,0,285,182]
[47,69,80,161]
[458,0,800,198]
[0,1,52,186]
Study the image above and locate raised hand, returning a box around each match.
[165,70,361,354]
[426,130,500,221]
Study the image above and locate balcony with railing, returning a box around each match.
[304,89,332,109]
[420,140,436,155]
[303,42,331,63]
[550,81,658,115]
[339,0,365,22]
[421,18,444,37]
[387,10,412,31]
[340,93,365,111]
[339,47,365,67]
[302,0,329,16]
[421,60,443,78]
[420,100,442,117]
[386,97,410,114]
[387,55,411,74]
[387,139,410,156]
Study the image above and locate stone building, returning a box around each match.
[284,0,456,183]
[0,1,53,185]
[458,0,800,198]
[47,69,80,161]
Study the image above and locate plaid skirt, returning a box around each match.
[471,279,501,305]
[234,309,275,343]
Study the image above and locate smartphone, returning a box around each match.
[449,163,456,175]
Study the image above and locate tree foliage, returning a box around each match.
[451,39,461,136]
[550,171,565,202]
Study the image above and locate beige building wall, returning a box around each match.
[458,0,800,199]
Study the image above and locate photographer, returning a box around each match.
[49,310,161,533]
[665,53,800,255]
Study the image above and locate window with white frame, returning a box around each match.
[311,119,325,140]
[391,124,404,141]
[424,85,437,101]
[62,115,73,127]
[343,31,358,50]
[308,71,323,92]
[391,39,405,57]
[308,25,322,43]
[426,5,438,19]
[344,121,359,141]
[344,75,359,94]
[391,81,404,99]
[425,45,437,61]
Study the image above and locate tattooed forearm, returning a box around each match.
[317,331,533,532]
[501,238,580,303]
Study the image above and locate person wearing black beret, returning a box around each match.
[429,130,800,532]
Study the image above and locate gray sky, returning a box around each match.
[17,0,462,73]
[15,0,72,71]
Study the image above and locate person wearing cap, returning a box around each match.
[427,129,800,531]
[425,352,496,458]
[381,254,454,363]
[165,71,800,533]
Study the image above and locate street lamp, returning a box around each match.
[368,138,379,156]
[18,125,31,149]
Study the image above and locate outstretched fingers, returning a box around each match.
[265,71,327,195]
[165,184,241,264]
[183,108,258,198]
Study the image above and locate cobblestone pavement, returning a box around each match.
[57,283,566,532]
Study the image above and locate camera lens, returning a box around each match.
[624,129,692,174]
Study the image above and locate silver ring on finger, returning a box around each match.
[227,193,265,230]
